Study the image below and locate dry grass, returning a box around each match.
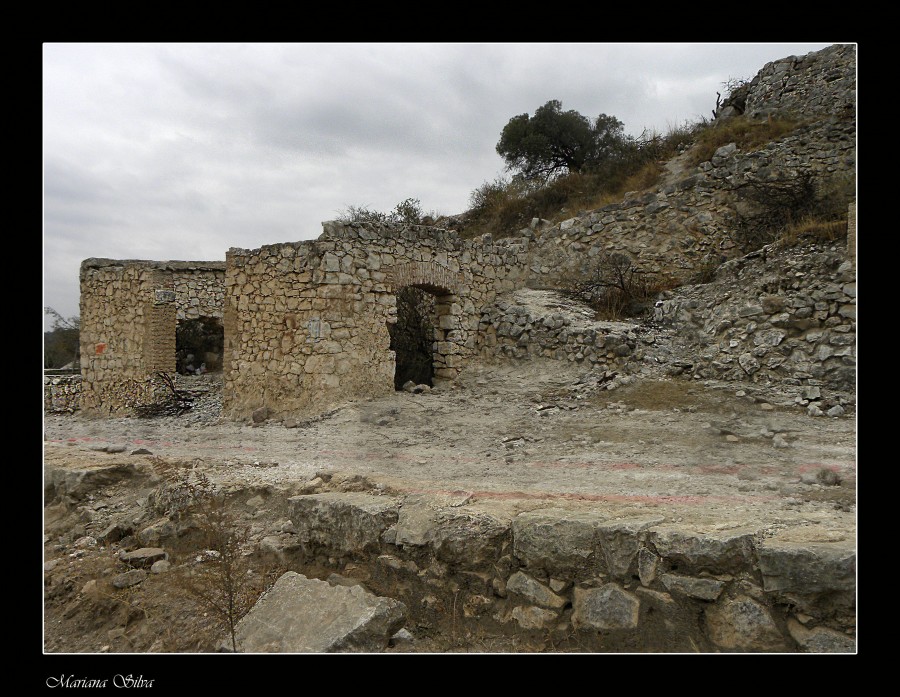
[588,377,763,417]
[779,215,848,247]
[462,122,697,240]
[460,114,810,244]
[608,378,702,411]
[687,115,803,167]
[569,161,666,217]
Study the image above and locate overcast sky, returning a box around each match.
[43,42,837,328]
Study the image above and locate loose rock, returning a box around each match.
[232,572,407,652]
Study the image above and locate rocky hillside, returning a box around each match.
[523,44,854,286]
[479,43,856,402]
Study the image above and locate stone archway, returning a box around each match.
[387,262,466,388]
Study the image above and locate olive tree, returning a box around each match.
[496,100,628,181]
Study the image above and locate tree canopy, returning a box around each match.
[44,307,80,369]
[496,100,628,181]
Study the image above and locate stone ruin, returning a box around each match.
[45,44,858,655]
[63,44,856,420]
[77,259,225,414]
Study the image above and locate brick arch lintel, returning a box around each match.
[388,262,460,296]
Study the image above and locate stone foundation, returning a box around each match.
[43,374,82,413]
[264,491,856,653]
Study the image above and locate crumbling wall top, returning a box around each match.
[80,258,225,273]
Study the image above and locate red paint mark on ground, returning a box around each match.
[392,487,779,505]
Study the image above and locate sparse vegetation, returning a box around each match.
[466,120,700,239]
[133,372,195,417]
[336,197,437,226]
[731,170,854,253]
[713,76,752,117]
[150,459,267,652]
[569,252,674,320]
[466,105,817,244]
[687,114,802,167]
[780,217,848,246]
[689,258,722,285]
[44,307,80,369]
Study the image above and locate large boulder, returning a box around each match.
[233,572,407,653]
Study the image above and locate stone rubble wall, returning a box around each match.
[742,44,856,120]
[79,259,224,413]
[522,116,855,292]
[43,374,82,413]
[655,240,856,407]
[477,297,639,373]
[173,267,225,322]
[267,491,856,653]
[223,222,530,421]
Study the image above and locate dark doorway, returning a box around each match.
[388,286,435,390]
[176,317,224,375]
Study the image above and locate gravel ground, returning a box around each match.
[44,360,856,539]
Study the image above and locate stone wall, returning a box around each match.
[79,259,224,413]
[174,267,225,322]
[270,491,856,653]
[223,222,530,420]
[44,374,82,413]
[742,44,856,120]
[478,289,639,374]
[655,240,856,406]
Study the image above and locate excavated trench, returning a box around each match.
[42,467,856,653]
[43,360,857,654]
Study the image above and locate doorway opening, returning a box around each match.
[388,286,436,390]
[176,316,224,375]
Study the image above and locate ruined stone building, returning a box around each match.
[59,44,855,420]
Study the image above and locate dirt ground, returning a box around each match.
[44,360,857,524]
[42,359,856,653]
